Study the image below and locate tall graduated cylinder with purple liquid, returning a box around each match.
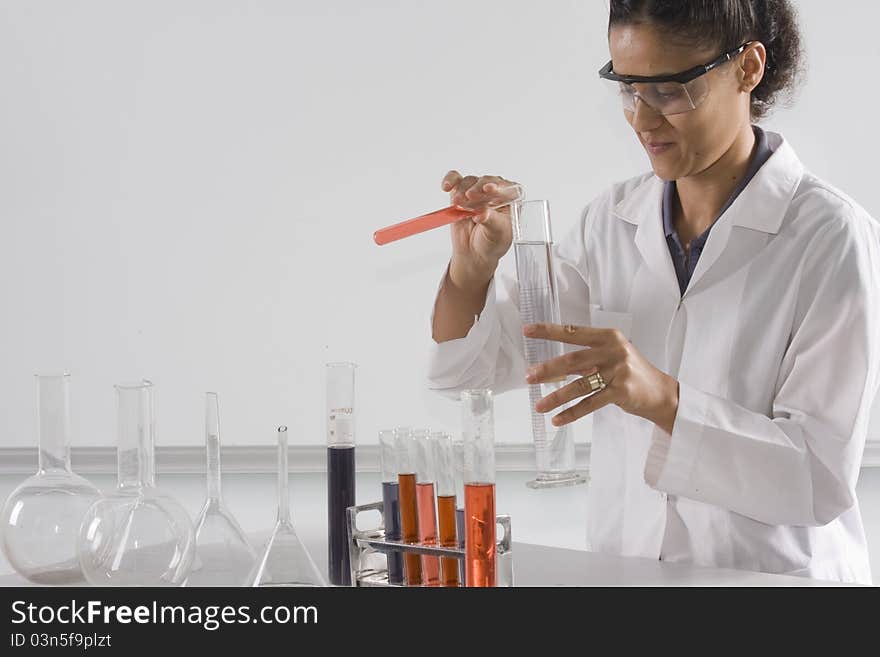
[326,362,357,586]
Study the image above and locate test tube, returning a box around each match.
[511,200,587,489]
[395,427,422,586]
[461,389,496,587]
[378,430,404,585]
[433,432,460,587]
[326,362,357,586]
[453,439,466,584]
[415,430,440,586]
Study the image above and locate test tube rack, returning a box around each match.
[346,501,513,587]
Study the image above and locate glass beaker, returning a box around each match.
[188,392,256,587]
[250,426,326,587]
[326,362,356,586]
[378,429,404,585]
[433,432,460,587]
[511,199,587,489]
[461,389,496,587]
[77,380,195,586]
[414,430,439,586]
[1,373,102,584]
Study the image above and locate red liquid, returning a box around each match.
[437,494,460,587]
[373,206,473,246]
[398,473,422,586]
[416,482,440,586]
[464,482,496,587]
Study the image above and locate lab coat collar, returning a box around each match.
[612,132,804,298]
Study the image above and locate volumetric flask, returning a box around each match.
[461,390,496,587]
[188,393,256,587]
[511,200,587,489]
[326,362,357,586]
[379,429,404,585]
[77,381,195,586]
[250,426,326,587]
[1,373,102,584]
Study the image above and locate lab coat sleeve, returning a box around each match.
[644,211,880,527]
[426,206,593,400]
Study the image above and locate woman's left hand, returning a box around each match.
[523,322,680,434]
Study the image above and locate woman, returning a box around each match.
[427,0,880,584]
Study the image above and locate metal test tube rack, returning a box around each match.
[346,501,514,587]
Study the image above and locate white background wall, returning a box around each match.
[1,0,878,452]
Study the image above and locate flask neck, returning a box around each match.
[205,392,223,502]
[115,382,156,489]
[35,374,73,473]
[276,426,291,525]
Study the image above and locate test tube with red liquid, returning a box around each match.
[395,427,422,586]
[414,430,440,586]
[373,184,524,246]
[433,432,460,587]
[461,389,497,588]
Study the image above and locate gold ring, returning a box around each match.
[586,372,606,393]
[564,324,578,335]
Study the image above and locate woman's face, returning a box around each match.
[608,23,753,181]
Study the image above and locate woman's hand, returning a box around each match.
[441,170,520,287]
[523,322,680,434]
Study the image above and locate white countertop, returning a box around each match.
[0,538,852,587]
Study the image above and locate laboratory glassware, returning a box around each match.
[379,429,404,585]
[511,199,588,489]
[395,427,422,586]
[433,432,460,587]
[461,389,496,587]
[373,184,524,245]
[77,380,195,586]
[415,430,439,586]
[453,439,466,584]
[1,373,102,584]
[250,426,326,587]
[326,362,356,586]
[188,392,256,587]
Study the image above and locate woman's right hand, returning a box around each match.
[441,170,520,286]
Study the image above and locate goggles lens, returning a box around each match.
[617,77,710,116]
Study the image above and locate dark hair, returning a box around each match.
[608,0,803,120]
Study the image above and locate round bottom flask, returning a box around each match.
[1,373,102,584]
[77,381,195,586]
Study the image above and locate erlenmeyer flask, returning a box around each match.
[187,392,256,587]
[77,380,196,586]
[1,373,102,584]
[250,426,326,587]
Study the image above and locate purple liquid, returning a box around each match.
[328,445,355,586]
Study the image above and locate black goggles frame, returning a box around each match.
[598,42,752,85]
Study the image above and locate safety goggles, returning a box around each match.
[598,42,751,116]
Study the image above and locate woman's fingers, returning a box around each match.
[524,322,616,348]
[526,347,608,386]
[533,366,601,413]
[450,175,479,208]
[446,173,520,210]
[442,170,463,192]
[550,386,617,427]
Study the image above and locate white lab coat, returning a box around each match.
[426,131,880,584]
